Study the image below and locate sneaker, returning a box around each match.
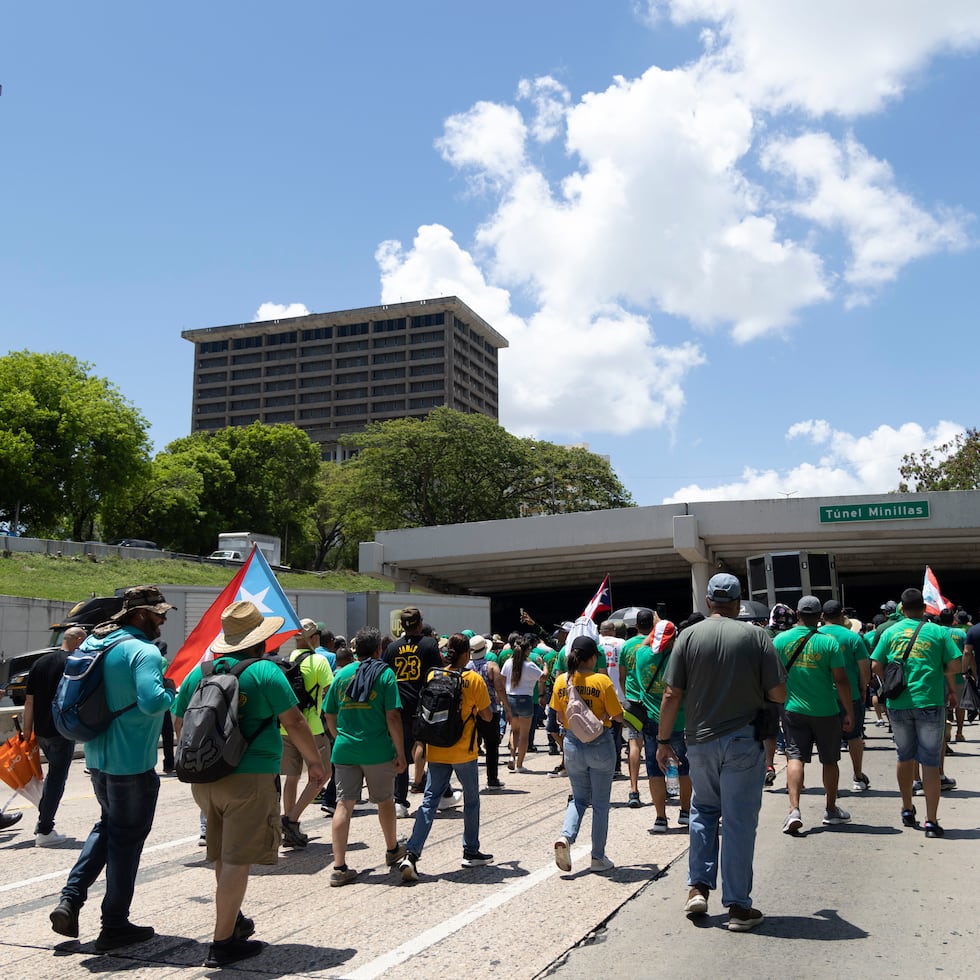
[677,810,690,827]
[651,816,669,833]
[912,779,923,796]
[233,911,255,941]
[851,774,870,792]
[782,808,803,835]
[330,865,358,887]
[94,922,155,952]
[395,803,411,819]
[554,836,572,872]
[399,852,419,882]
[507,760,516,772]
[385,840,408,866]
[461,850,494,867]
[198,832,207,847]
[50,898,79,938]
[764,766,776,787]
[409,782,425,794]
[901,807,918,828]
[321,805,335,817]
[516,766,532,774]
[940,775,957,791]
[684,884,709,915]
[0,810,23,831]
[204,938,265,968]
[924,820,945,838]
[822,806,851,825]
[280,815,308,848]
[548,765,566,777]
[728,905,765,932]
[526,744,539,752]
[591,854,615,873]
[437,790,463,810]
[627,790,642,809]
[35,829,68,847]
[484,781,505,792]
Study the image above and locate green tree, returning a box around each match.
[898,428,980,492]
[0,351,151,538]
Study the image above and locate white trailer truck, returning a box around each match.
[214,532,282,567]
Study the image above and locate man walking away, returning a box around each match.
[323,627,406,885]
[656,573,786,932]
[23,626,86,846]
[49,587,177,952]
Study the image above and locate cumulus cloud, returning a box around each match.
[254,302,310,321]
[663,419,966,502]
[378,5,978,437]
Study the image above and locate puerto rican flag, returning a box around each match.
[166,545,303,688]
[581,575,612,621]
[922,566,953,617]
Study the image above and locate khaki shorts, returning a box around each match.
[192,772,281,865]
[280,731,331,778]
[335,760,396,804]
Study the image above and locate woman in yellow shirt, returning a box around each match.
[550,635,624,874]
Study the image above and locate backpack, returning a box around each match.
[270,650,317,712]
[564,679,604,743]
[52,636,136,742]
[175,658,273,784]
[414,668,474,749]
[467,657,498,710]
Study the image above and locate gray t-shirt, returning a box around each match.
[664,617,785,744]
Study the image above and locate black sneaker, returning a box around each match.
[204,938,265,968]
[461,850,493,867]
[94,922,155,952]
[233,911,255,941]
[924,820,945,838]
[50,899,79,938]
[548,765,566,778]
[280,815,308,848]
[399,852,419,882]
[901,807,918,828]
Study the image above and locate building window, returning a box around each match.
[301,327,333,341]
[372,382,406,396]
[335,403,367,416]
[299,407,331,419]
[410,347,442,360]
[265,410,295,422]
[301,359,331,374]
[372,335,405,349]
[336,354,369,368]
[303,343,332,356]
[411,362,443,377]
[336,370,369,385]
[264,363,295,376]
[337,322,369,337]
[372,366,406,380]
[299,391,330,404]
[231,413,261,425]
[199,340,230,354]
[372,399,403,413]
[373,317,406,333]
[230,383,260,395]
[410,312,445,328]
[231,367,262,380]
[335,387,368,401]
[336,339,369,352]
[197,371,227,384]
[372,350,406,364]
[409,330,444,345]
[267,331,297,346]
[264,379,296,392]
[230,398,260,410]
[231,352,263,365]
[410,379,444,393]
[232,335,263,351]
[265,348,297,361]
[409,396,445,410]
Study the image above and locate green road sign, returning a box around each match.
[819,501,930,524]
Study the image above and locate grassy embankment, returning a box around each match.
[0,552,392,602]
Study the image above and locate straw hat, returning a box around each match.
[211,600,284,654]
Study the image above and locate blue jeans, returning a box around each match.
[36,734,75,835]
[407,759,481,857]
[561,729,616,860]
[889,706,945,767]
[685,725,764,909]
[62,769,160,927]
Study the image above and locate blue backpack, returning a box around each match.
[52,636,137,742]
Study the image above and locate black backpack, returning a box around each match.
[269,650,317,712]
[414,668,474,749]
[175,658,273,783]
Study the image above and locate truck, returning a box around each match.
[213,532,282,567]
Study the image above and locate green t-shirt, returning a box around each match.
[619,635,646,701]
[871,618,961,709]
[323,660,402,765]
[172,656,297,774]
[774,626,844,717]
[634,644,684,731]
[539,645,559,694]
[820,624,868,701]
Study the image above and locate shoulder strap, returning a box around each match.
[786,628,821,670]
[899,622,926,662]
[642,650,669,697]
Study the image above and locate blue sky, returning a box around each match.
[3,2,979,506]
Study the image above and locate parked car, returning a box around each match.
[117,538,158,549]
[207,550,244,561]
[2,594,125,705]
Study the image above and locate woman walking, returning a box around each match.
[550,635,624,873]
[501,636,545,773]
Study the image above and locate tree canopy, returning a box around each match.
[0,351,151,539]
[898,428,980,492]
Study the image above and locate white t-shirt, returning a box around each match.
[501,658,544,697]
[600,636,625,699]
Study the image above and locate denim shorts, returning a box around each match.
[888,706,945,767]
[643,730,690,778]
[508,694,535,718]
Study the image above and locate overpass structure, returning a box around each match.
[359,489,980,614]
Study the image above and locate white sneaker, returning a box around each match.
[35,830,68,847]
[394,803,411,819]
[822,806,851,825]
[590,855,615,873]
[554,836,572,872]
[782,808,803,835]
[437,790,463,810]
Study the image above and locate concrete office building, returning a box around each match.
[182,296,508,460]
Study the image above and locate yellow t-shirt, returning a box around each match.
[425,668,490,765]
[550,671,622,729]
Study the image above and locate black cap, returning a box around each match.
[570,635,599,659]
[822,599,843,617]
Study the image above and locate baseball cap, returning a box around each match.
[822,599,843,617]
[706,573,741,602]
[797,595,822,615]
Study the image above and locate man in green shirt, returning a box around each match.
[619,608,655,807]
[773,596,853,835]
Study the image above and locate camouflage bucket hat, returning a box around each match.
[109,585,176,620]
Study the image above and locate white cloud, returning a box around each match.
[663,419,966,502]
[516,76,572,143]
[435,101,527,189]
[254,302,310,321]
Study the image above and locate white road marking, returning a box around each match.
[0,835,199,895]
[343,842,593,980]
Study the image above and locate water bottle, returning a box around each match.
[665,759,680,799]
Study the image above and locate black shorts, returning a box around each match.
[783,710,842,765]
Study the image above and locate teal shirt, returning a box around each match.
[820,624,869,701]
[871,618,961,709]
[774,625,844,717]
[82,626,175,775]
[634,645,684,731]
